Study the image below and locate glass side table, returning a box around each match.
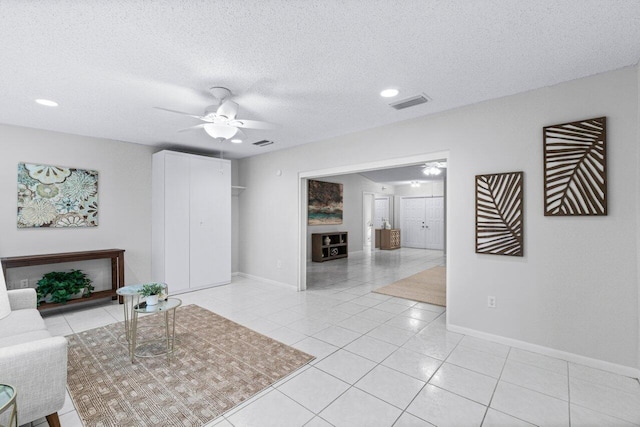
[116,283,168,352]
[116,283,172,362]
[130,297,182,363]
[0,384,17,427]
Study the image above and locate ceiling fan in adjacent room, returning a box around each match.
[155,86,277,143]
[422,161,447,176]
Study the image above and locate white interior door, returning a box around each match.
[363,193,374,249]
[401,198,427,248]
[374,197,390,229]
[189,157,231,288]
[424,197,445,250]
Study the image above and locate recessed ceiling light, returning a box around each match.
[35,99,58,107]
[380,88,399,98]
[230,138,243,144]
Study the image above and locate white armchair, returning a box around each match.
[0,272,67,427]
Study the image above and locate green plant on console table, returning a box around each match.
[140,283,164,297]
[36,269,94,305]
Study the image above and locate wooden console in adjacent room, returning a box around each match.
[312,232,348,262]
[379,229,401,250]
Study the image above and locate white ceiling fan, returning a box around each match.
[156,87,277,143]
[422,161,447,176]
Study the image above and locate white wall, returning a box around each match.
[637,64,640,371]
[0,124,155,286]
[238,67,639,370]
[305,174,394,257]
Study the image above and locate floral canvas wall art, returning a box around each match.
[17,163,98,228]
[308,179,343,225]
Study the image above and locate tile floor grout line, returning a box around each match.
[566,369,640,394]
[481,345,512,426]
[568,400,640,426]
[309,331,424,418]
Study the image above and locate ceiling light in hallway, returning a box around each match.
[35,99,58,107]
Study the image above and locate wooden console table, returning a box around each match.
[1,249,125,310]
[311,232,348,262]
[380,229,401,250]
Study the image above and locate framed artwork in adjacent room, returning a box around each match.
[308,179,343,225]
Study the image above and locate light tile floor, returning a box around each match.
[29,248,640,426]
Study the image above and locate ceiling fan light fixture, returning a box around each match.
[380,88,399,98]
[203,124,238,140]
[423,166,442,176]
[422,161,447,176]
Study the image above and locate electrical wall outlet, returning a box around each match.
[487,296,496,308]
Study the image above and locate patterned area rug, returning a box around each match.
[374,266,446,306]
[66,305,314,426]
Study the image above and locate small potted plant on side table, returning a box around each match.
[140,283,165,306]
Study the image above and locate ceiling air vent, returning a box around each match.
[389,94,430,110]
[253,140,274,147]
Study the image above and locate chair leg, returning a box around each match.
[45,412,61,427]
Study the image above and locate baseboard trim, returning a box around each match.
[237,273,295,290]
[448,324,640,380]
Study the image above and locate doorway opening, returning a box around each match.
[298,151,450,297]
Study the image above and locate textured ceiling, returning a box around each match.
[1,1,639,159]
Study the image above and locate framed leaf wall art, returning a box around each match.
[544,117,607,216]
[476,172,524,257]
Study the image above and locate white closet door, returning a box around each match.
[209,160,231,284]
[189,157,231,288]
[163,153,191,292]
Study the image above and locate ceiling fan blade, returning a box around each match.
[154,107,204,120]
[216,100,239,120]
[230,128,247,143]
[178,124,207,132]
[230,119,279,130]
